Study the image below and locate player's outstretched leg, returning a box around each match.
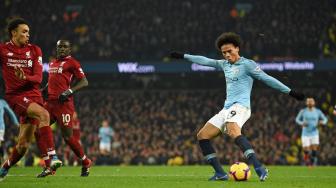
[234,135,268,181]
[197,123,228,181]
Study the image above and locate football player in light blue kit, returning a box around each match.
[170,32,305,181]
[295,97,327,166]
[0,99,19,162]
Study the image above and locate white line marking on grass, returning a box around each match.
[8,174,207,177]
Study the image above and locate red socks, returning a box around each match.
[65,136,89,166]
[2,147,25,170]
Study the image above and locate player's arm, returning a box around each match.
[59,61,88,103]
[16,46,43,84]
[318,110,328,125]
[246,61,304,100]
[295,110,306,126]
[3,100,19,126]
[170,52,221,69]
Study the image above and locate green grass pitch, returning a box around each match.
[1,166,336,188]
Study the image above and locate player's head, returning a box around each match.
[7,18,30,46]
[102,120,109,127]
[56,40,71,59]
[306,97,315,108]
[215,32,241,63]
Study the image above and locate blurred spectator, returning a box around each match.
[1,0,335,61]
[98,120,114,155]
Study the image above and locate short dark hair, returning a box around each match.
[215,32,242,51]
[7,18,29,38]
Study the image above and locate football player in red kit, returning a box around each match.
[36,40,91,177]
[0,18,62,180]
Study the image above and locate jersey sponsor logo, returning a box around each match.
[7,59,31,68]
[226,77,238,82]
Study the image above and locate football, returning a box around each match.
[229,162,251,181]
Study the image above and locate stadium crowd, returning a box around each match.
[0,0,335,61]
[2,82,336,166]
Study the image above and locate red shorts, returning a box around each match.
[46,100,75,128]
[5,95,44,124]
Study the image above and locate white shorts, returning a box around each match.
[301,135,319,147]
[99,142,111,152]
[0,130,4,141]
[208,103,251,132]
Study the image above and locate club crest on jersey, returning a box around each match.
[26,51,31,58]
[28,60,33,67]
[232,67,240,75]
[254,66,261,72]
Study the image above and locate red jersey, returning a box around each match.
[47,56,85,100]
[0,41,43,97]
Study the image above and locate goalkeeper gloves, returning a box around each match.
[289,90,305,101]
[170,52,184,59]
[58,89,73,103]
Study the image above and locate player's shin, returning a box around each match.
[64,136,89,166]
[303,150,310,166]
[1,146,25,170]
[311,150,318,166]
[34,131,51,168]
[234,135,262,169]
[198,139,226,174]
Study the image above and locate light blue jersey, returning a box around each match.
[98,127,114,144]
[295,107,328,136]
[184,55,291,109]
[0,99,19,131]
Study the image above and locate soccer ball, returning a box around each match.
[229,162,251,181]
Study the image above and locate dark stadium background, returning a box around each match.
[1,0,336,166]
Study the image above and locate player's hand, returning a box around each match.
[14,66,26,80]
[170,52,184,59]
[302,122,307,127]
[318,120,325,126]
[289,90,305,101]
[58,89,73,103]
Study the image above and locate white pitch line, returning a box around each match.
[6,174,336,179]
[8,174,207,177]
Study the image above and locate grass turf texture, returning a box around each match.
[1,166,336,188]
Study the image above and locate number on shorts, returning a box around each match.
[62,114,71,124]
[227,110,236,119]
